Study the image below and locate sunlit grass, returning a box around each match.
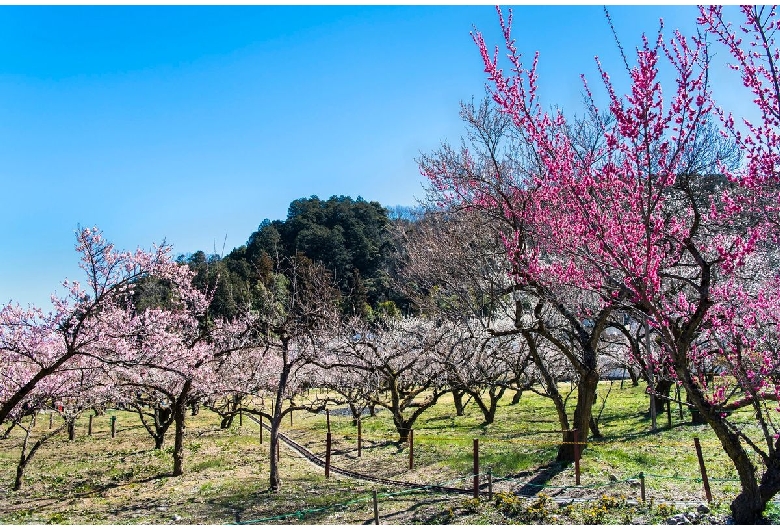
[0,381,768,523]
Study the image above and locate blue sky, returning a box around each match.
[0,5,744,309]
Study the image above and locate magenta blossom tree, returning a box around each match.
[452,5,780,522]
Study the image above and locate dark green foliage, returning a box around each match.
[247,196,393,304]
[179,195,411,320]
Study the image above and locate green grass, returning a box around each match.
[0,382,769,524]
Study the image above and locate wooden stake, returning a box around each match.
[573,428,581,486]
[693,437,713,503]
[239,410,243,427]
[49,412,53,430]
[325,432,332,478]
[473,438,480,499]
[290,409,293,427]
[488,469,493,500]
[357,418,362,457]
[666,397,672,429]
[259,417,263,445]
[88,415,93,436]
[408,429,414,470]
[111,415,116,438]
[639,472,646,502]
[372,489,379,524]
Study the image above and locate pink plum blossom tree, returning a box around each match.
[454,5,780,522]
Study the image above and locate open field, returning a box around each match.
[0,381,772,524]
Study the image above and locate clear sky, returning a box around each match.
[0,5,744,309]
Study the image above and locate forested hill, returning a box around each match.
[176,195,414,320]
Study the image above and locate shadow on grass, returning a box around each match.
[379,494,454,524]
[73,471,172,500]
[498,460,568,497]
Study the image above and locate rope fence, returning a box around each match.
[224,466,746,525]
[223,418,747,525]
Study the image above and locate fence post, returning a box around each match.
[357,418,362,457]
[473,438,480,499]
[693,437,713,503]
[325,432,332,478]
[111,415,116,438]
[408,429,414,470]
[573,428,581,486]
[88,415,93,436]
[372,489,379,524]
[639,472,646,503]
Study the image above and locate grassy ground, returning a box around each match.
[0,381,770,524]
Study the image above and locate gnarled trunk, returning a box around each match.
[471,386,506,425]
[557,369,598,462]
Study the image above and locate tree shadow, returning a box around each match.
[377,494,453,524]
[503,460,567,497]
[72,471,171,499]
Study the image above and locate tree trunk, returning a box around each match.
[452,388,466,416]
[686,390,706,424]
[557,369,598,462]
[674,356,768,523]
[13,428,31,491]
[220,414,235,429]
[269,342,291,493]
[13,459,26,491]
[349,402,360,427]
[511,388,523,405]
[472,387,504,425]
[153,406,171,449]
[654,379,673,413]
[269,418,281,492]
[172,381,191,477]
[628,366,639,386]
[13,420,65,491]
[589,415,602,439]
[395,425,412,445]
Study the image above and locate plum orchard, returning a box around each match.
[4,6,780,525]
